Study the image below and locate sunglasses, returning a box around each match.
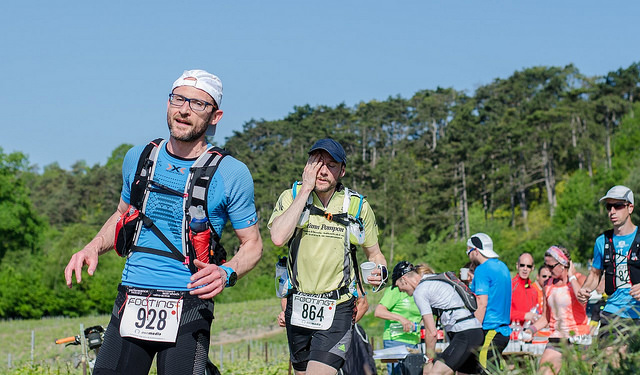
[543,262,562,269]
[605,202,628,211]
[539,275,551,279]
[519,264,533,269]
[466,247,475,255]
[381,266,389,280]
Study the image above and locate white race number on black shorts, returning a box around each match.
[120,289,184,343]
[291,292,337,330]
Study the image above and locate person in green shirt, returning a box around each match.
[374,286,422,374]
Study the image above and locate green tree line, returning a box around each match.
[1,62,639,319]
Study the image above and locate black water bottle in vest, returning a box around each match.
[189,205,211,263]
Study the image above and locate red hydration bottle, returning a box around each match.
[189,205,211,263]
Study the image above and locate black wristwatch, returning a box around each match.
[219,265,237,287]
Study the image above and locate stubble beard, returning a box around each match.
[167,114,208,143]
[315,184,334,194]
[314,179,338,196]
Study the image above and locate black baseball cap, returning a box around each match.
[391,261,415,289]
[308,138,347,165]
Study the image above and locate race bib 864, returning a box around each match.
[291,293,336,330]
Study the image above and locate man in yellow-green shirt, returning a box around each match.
[269,138,387,375]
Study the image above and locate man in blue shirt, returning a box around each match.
[64,69,263,374]
[466,232,512,371]
[578,185,640,351]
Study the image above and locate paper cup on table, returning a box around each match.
[460,268,469,280]
[360,262,376,284]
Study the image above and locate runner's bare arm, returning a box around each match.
[527,314,548,338]
[189,223,263,299]
[577,267,602,303]
[363,243,386,266]
[474,294,488,324]
[278,297,287,327]
[226,223,263,278]
[355,295,369,322]
[374,304,414,331]
[631,284,640,302]
[422,313,438,361]
[64,198,129,288]
[270,154,322,246]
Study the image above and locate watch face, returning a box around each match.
[228,271,238,287]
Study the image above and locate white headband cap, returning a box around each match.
[172,69,222,108]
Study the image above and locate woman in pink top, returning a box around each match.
[525,246,589,375]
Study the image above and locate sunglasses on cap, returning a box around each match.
[466,247,475,255]
[519,263,533,269]
[392,261,415,288]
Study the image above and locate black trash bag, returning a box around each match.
[392,353,426,375]
[339,323,378,375]
[205,359,221,375]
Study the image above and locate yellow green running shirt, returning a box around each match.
[269,185,379,304]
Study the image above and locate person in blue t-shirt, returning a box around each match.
[466,232,512,372]
[64,69,263,374]
[578,185,640,353]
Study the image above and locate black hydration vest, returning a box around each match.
[602,228,640,295]
[116,138,229,274]
[287,183,367,298]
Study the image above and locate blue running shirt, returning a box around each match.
[470,258,512,336]
[119,142,258,290]
[592,227,640,319]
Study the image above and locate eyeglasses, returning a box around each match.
[169,94,216,112]
[543,262,562,269]
[519,264,533,269]
[605,202,628,211]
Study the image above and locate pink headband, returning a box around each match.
[546,246,569,267]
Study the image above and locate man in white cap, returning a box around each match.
[578,185,640,351]
[64,70,263,374]
[466,232,512,371]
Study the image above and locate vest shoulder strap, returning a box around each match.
[184,146,230,216]
[291,182,365,220]
[130,138,164,209]
[602,228,640,262]
[602,227,640,294]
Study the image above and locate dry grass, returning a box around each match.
[0,298,284,373]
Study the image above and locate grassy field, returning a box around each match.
[4,291,637,374]
[0,294,388,375]
[0,298,291,374]
[0,290,391,374]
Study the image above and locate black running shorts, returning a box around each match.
[439,328,484,373]
[93,284,214,375]
[285,295,356,372]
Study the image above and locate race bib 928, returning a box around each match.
[120,289,184,343]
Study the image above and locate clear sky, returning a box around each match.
[1,1,638,171]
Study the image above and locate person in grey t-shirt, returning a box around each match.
[393,261,484,374]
